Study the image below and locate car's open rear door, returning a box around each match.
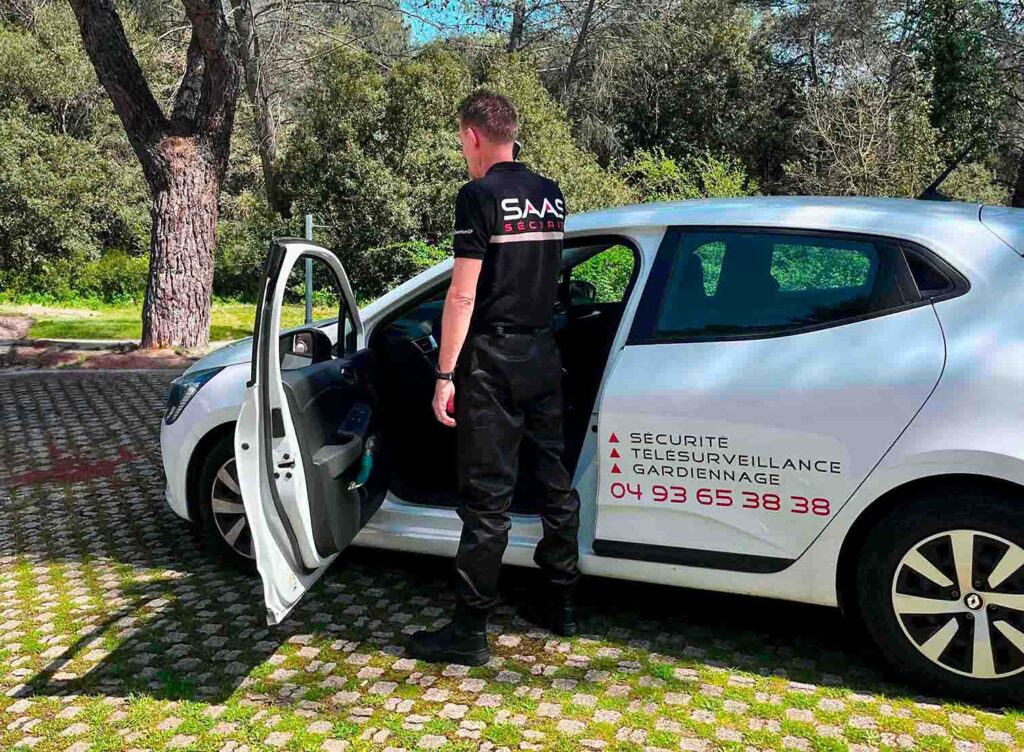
[235,239,387,625]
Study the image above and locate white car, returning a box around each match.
[161,196,1024,703]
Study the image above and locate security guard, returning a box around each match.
[408,91,581,666]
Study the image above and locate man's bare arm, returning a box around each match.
[432,257,482,427]
[438,258,483,373]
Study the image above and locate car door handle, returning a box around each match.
[577,310,601,321]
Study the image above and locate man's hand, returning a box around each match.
[433,379,456,427]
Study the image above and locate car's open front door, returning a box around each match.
[236,239,387,625]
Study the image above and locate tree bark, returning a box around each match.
[68,0,240,350]
[507,0,526,53]
[1012,153,1024,207]
[142,138,219,348]
[561,0,596,101]
[229,0,284,214]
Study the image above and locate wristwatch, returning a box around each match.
[435,366,455,381]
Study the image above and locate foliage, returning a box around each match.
[915,0,1006,157]
[215,191,299,301]
[571,245,635,304]
[785,81,943,197]
[0,103,148,294]
[0,4,121,141]
[784,79,1007,200]
[344,240,451,301]
[480,55,633,212]
[76,250,150,302]
[1,0,1022,315]
[279,45,471,294]
[594,5,797,188]
[620,149,758,202]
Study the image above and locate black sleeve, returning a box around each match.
[453,183,492,260]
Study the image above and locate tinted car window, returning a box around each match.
[652,230,906,339]
[904,249,954,297]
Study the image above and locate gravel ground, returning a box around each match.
[0,370,1021,752]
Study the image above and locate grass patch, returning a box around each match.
[1,301,336,343]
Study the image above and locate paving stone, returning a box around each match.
[370,681,397,695]
[558,719,586,735]
[0,371,1006,752]
[439,703,468,719]
[417,735,447,749]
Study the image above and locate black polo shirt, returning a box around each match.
[453,161,566,329]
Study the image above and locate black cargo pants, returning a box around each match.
[454,327,581,612]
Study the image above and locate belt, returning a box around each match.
[473,323,550,336]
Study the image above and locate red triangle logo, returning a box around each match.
[610,447,620,458]
[611,463,621,474]
[609,433,619,443]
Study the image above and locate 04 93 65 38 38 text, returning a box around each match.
[607,482,833,516]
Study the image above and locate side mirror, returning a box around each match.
[289,331,313,356]
[280,327,332,369]
[569,279,597,305]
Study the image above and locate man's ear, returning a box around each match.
[466,126,481,149]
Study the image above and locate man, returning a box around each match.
[408,91,581,666]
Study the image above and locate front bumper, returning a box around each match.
[159,363,251,524]
[161,414,197,522]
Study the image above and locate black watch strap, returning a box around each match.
[435,367,455,381]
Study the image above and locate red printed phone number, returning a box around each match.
[609,483,831,516]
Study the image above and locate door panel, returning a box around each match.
[236,240,385,625]
[593,228,945,569]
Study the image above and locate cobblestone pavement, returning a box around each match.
[1,370,1022,752]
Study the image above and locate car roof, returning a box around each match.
[565,195,984,240]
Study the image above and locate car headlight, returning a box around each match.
[164,367,223,425]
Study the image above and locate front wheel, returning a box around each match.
[856,488,1024,704]
[196,433,256,570]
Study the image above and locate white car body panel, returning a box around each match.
[595,305,945,561]
[159,197,1024,615]
[160,363,253,520]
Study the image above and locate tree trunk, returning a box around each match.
[1012,152,1024,208]
[561,0,596,101]
[68,0,240,352]
[229,0,284,213]
[141,137,219,349]
[507,0,526,53]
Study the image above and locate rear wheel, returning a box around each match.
[196,433,255,570]
[856,488,1024,704]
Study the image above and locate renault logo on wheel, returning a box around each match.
[964,593,984,611]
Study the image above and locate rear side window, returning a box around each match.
[903,248,955,298]
[641,229,912,341]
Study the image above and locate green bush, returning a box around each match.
[346,240,451,301]
[76,250,149,303]
[620,149,758,202]
[572,245,635,303]
[215,192,298,301]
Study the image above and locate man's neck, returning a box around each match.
[475,145,516,177]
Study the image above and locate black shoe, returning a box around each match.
[408,604,491,666]
[518,586,578,636]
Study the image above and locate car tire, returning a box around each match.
[855,486,1024,705]
[196,432,256,573]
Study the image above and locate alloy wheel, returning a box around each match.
[210,457,254,560]
[892,529,1024,679]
